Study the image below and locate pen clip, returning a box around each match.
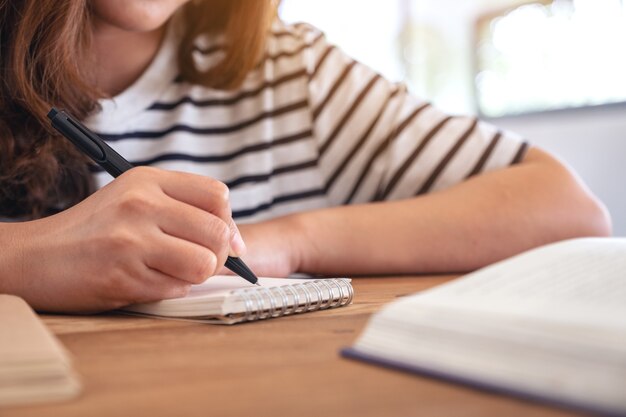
[49,109,107,162]
[63,115,107,162]
[48,107,134,177]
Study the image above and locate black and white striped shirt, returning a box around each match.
[85,18,528,223]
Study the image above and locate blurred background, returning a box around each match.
[279,0,626,235]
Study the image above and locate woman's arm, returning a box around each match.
[239,147,611,276]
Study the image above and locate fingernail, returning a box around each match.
[230,231,247,257]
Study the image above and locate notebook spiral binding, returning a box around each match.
[232,278,353,322]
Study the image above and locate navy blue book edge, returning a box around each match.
[341,347,625,417]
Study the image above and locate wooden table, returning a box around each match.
[3,276,580,417]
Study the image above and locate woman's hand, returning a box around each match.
[0,166,245,313]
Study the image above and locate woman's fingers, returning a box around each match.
[110,168,241,283]
[155,170,246,256]
[155,199,230,272]
[144,231,220,284]
[131,265,192,303]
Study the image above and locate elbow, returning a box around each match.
[577,192,612,237]
[524,147,612,240]
[532,181,611,246]
[552,168,613,239]
[555,158,612,238]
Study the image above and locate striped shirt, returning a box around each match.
[84,17,528,223]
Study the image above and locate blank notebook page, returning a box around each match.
[166,276,328,300]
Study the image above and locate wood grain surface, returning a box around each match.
[1,276,581,417]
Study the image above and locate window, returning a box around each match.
[279,0,626,117]
[475,0,626,117]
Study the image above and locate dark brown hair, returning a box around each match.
[0,0,275,219]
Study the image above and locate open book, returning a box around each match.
[343,238,626,416]
[0,295,81,406]
[123,276,353,324]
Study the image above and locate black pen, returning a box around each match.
[47,107,260,286]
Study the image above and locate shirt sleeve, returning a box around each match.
[297,23,529,205]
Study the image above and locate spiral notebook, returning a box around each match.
[122,276,353,324]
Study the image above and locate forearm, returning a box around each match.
[288,148,610,275]
[0,222,25,295]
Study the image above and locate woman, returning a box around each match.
[0,0,610,312]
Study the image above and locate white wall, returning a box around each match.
[489,105,626,236]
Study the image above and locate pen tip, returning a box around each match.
[255,282,261,286]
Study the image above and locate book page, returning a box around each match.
[351,238,626,414]
[409,238,626,330]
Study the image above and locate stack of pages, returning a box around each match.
[344,238,626,416]
[0,295,81,406]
